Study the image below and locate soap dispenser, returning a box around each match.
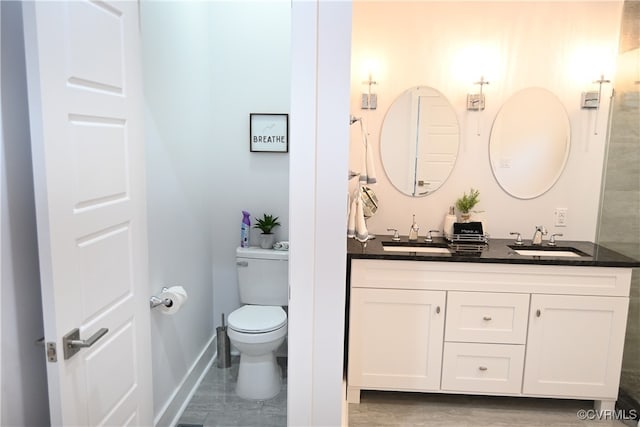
[409,214,419,241]
[443,206,456,241]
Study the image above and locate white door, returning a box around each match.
[23,1,153,425]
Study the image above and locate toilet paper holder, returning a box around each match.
[149,287,174,309]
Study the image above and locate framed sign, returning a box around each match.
[250,113,288,153]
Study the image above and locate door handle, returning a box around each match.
[63,328,108,360]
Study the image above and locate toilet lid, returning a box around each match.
[227,305,287,334]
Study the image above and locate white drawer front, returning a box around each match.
[445,291,530,344]
[441,342,525,394]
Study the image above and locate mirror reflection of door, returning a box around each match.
[381,86,460,197]
[414,90,460,195]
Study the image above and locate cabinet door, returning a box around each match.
[523,295,629,398]
[348,288,446,391]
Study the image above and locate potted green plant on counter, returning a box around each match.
[254,213,281,249]
[455,188,480,222]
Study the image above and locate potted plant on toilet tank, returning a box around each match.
[254,213,281,249]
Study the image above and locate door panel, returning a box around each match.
[348,288,445,391]
[523,294,628,398]
[71,118,128,207]
[67,1,125,92]
[23,1,152,425]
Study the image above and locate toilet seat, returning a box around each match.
[228,305,287,334]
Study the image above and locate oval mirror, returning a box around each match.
[489,87,570,199]
[380,86,460,197]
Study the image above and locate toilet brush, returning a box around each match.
[217,313,231,368]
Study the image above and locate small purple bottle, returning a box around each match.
[240,211,251,248]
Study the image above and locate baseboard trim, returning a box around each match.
[154,334,216,427]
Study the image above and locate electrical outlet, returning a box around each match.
[554,208,568,227]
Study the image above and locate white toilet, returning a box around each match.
[227,247,288,400]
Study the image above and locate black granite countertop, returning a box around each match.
[347,235,640,268]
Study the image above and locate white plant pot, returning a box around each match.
[259,234,276,249]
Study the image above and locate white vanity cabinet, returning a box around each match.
[346,259,632,409]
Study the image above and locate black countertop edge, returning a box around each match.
[347,236,640,268]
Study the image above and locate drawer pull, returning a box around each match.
[478,366,488,371]
[482,316,492,321]
[436,306,441,314]
[536,309,541,317]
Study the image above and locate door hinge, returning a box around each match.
[47,342,57,362]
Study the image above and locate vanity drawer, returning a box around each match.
[445,291,529,344]
[441,342,525,394]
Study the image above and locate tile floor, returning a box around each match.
[178,357,637,427]
[177,356,287,427]
[349,391,635,427]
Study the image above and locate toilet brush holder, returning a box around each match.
[217,326,231,368]
[217,313,231,369]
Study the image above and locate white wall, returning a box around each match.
[207,1,290,332]
[140,1,291,423]
[350,1,623,241]
[0,2,49,425]
[141,2,216,424]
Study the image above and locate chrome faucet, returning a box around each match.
[531,225,547,245]
[387,228,401,241]
[409,214,419,241]
[425,229,440,243]
[510,232,523,245]
[548,233,563,246]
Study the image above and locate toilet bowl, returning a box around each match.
[227,304,287,400]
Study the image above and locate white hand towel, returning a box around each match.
[365,143,377,184]
[358,119,377,185]
[355,195,369,242]
[359,149,367,185]
[347,194,357,238]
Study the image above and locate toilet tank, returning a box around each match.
[236,247,288,306]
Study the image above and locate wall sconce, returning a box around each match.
[580,91,600,109]
[467,76,490,136]
[467,76,490,111]
[361,73,377,110]
[581,74,610,135]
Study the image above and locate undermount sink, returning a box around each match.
[508,245,590,258]
[382,241,452,254]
